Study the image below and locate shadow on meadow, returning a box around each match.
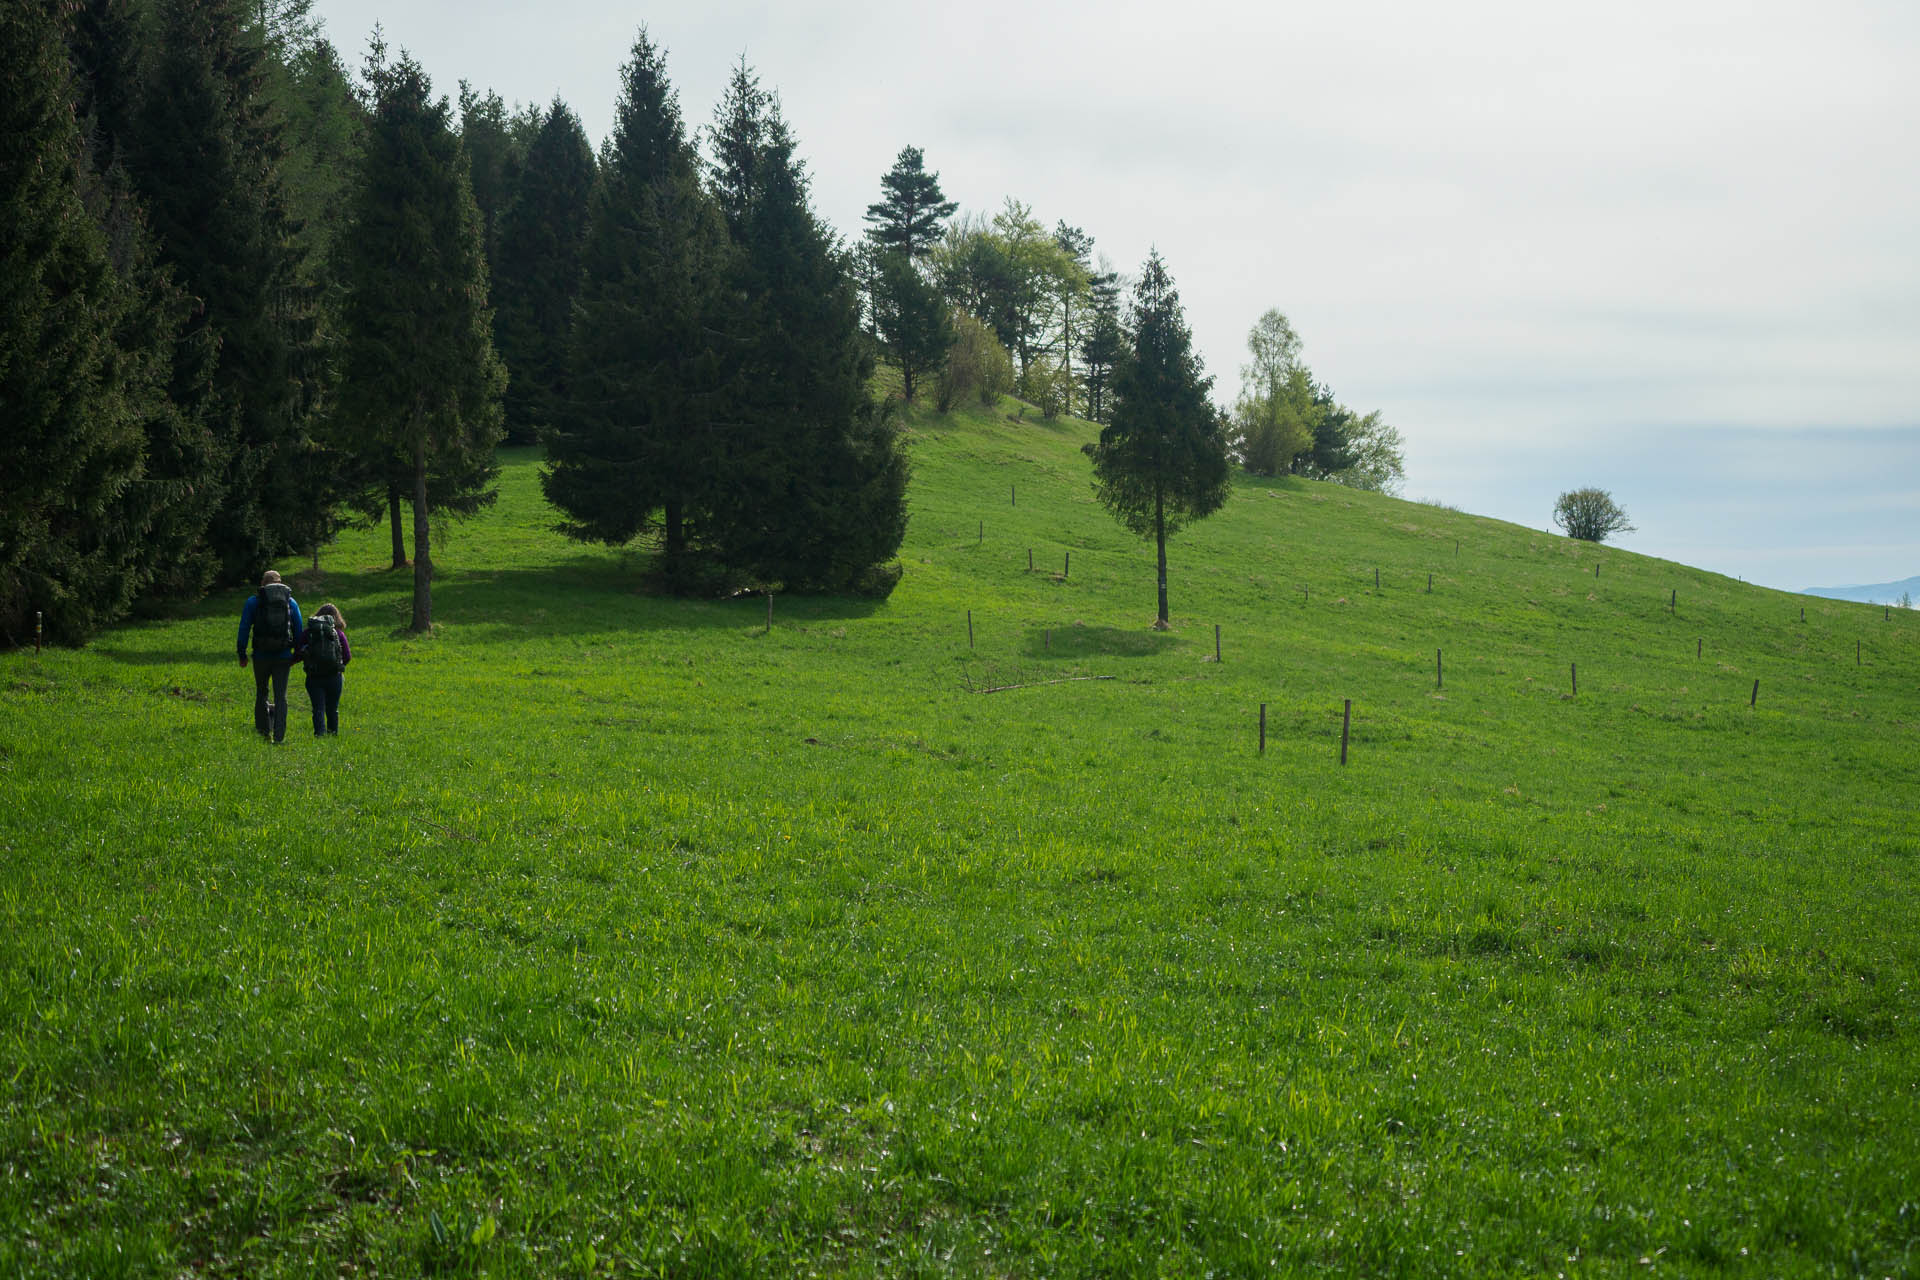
[1016,623,1181,660]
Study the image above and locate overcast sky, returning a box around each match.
[311,0,1919,592]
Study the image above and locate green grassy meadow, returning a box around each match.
[3,400,1918,1276]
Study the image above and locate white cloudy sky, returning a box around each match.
[312,0,1919,592]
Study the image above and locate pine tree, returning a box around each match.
[1091,251,1230,629]
[862,145,956,261]
[0,3,146,645]
[68,0,226,609]
[336,51,505,632]
[706,74,908,591]
[872,249,951,404]
[544,29,735,579]
[492,98,594,444]
[1079,267,1123,424]
[124,0,319,585]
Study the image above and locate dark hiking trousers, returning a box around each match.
[253,658,293,741]
[305,673,343,735]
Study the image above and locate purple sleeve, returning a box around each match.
[339,626,352,666]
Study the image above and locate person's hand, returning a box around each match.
[238,654,248,668]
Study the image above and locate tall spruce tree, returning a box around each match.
[124,0,320,585]
[68,0,225,609]
[337,51,504,632]
[544,29,733,577]
[706,69,908,590]
[0,2,147,645]
[1091,251,1230,629]
[863,145,956,261]
[492,98,594,444]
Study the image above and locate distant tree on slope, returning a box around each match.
[1091,251,1231,629]
[863,145,957,262]
[1553,487,1634,543]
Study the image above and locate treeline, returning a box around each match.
[2,4,908,646]
[5,0,1400,649]
[854,162,1403,491]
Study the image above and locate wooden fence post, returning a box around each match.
[1374,567,1380,589]
[1011,484,1015,507]
[35,611,43,655]
[1064,552,1070,578]
[1571,662,1578,695]
[967,609,974,649]
[1750,678,1759,707]
[1437,649,1443,689]
[1340,699,1351,766]
[1670,589,1676,614]
[1259,703,1266,755]
[1697,638,1702,659]
[1214,624,1221,663]
[1427,572,1433,593]
[1027,548,1033,572]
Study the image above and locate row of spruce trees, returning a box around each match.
[2,4,916,646]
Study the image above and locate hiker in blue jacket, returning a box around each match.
[236,570,302,743]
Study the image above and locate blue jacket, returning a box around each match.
[237,591,303,661]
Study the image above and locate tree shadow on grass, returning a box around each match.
[1015,623,1181,660]
[87,553,894,664]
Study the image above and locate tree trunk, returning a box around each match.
[388,485,408,569]
[409,439,432,633]
[901,355,914,404]
[1154,486,1169,629]
[664,496,685,567]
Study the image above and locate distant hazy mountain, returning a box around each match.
[1802,575,1920,606]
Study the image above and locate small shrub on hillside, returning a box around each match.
[851,560,904,599]
[1552,487,1635,543]
[935,312,1014,412]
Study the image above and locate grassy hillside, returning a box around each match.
[3,398,1917,1277]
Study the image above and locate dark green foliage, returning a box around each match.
[544,28,734,576]
[1079,266,1124,425]
[336,50,505,631]
[272,36,361,281]
[704,70,909,591]
[0,3,146,645]
[862,145,956,261]
[1091,251,1230,627]
[492,99,594,445]
[123,0,319,585]
[872,250,952,404]
[457,82,524,261]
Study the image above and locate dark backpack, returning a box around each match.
[304,613,344,676]
[252,583,294,652]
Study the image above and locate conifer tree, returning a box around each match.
[493,98,594,444]
[863,145,957,261]
[706,71,908,591]
[68,0,225,608]
[123,0,319,585]
[0,3,146,645]
[1079,267,1124,425]
[872,249,951,404]
[337,51,504,632]
[1091,251,1230,629]
[544,29,735,578]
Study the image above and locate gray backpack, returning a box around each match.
[304,613,344,675]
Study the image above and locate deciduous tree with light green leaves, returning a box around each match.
[1091,251,1231,630]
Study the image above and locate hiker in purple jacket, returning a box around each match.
[294,602,352,736]
[236,570,302,743]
